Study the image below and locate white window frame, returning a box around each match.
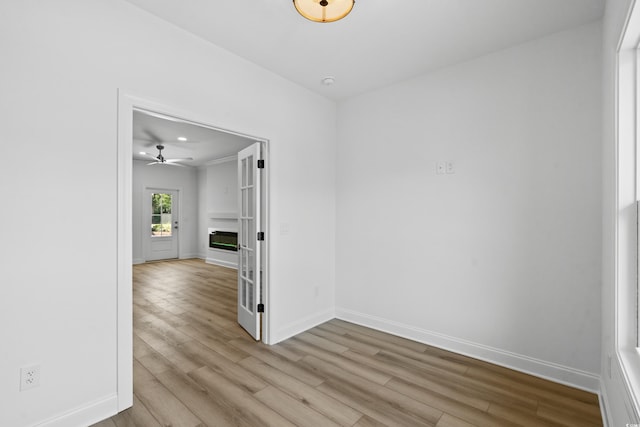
[617,0,640,416]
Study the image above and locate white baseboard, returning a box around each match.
[599,379,612,427]
[134,255,199,265]
[272,308,335,344]
[205,257,238,270]
[35,394,117,427]
[335,307,600,393]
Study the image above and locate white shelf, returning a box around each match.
[208,212,238,220]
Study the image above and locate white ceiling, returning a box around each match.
[123,0,604,101]
[133,110,255,167]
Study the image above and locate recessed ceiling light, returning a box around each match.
[321,76,335,86]
[177,137,187,141]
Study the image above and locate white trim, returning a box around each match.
[205,154,237,166]
[179,253,201,260]
[599,378,613,427]
[205,257,238,270]
[117,89,272,409]
[132,258,145,265]
[272,308,335,344]
[335,308,600,393]
[33,394,117,427]
[614,0,640,418]
[116,91,134,412]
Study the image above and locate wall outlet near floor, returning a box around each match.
[436,161,446,175]
[20,364,40,391]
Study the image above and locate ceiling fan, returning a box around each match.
[142,144,193,167]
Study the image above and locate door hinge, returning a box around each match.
[257,159,265,169]
[257,303,264,313]
[257,231,265,241]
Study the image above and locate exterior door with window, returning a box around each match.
[147,189,179,261]
[237,143,262,340]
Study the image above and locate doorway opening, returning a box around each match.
[117,91,270,411]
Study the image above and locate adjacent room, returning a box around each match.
[1,0,639,426]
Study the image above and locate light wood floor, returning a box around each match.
[93,259,602,427]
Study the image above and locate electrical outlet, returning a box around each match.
[20,365,40,391]
[446,161,455,174]
[436,161,446,175]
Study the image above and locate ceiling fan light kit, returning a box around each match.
[293,0,354,23]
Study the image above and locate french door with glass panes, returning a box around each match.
[237,143,262,340]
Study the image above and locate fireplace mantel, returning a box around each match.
[208,212,237,220]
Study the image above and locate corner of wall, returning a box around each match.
[271,309,336,345]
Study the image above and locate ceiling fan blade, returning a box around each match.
[165,157,193,163]
[141,153,160,161]
[164,162,186,167]
[139,138,161,148]
[147,161,160,166]
[143,129,163,144]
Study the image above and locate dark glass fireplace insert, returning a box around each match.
[209,231,238,251]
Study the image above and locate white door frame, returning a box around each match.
[117,90,271,411]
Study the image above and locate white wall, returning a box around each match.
[336,22,603,391]
[0,1,336,426]
[198,159,240,267]
[132,159,199,263]
[206,160,238,216]
[601,0,640,424]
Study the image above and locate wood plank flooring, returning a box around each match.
[93,259,603,427]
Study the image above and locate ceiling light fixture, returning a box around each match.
[321,76,335,86]
[293,0,354,23]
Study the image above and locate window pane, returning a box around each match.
[242,188,247,217]
[248,187,254,218]
[161,195,172,214]
[151,194,173,236]
[161,213,172,225]
[151,223,161,236]
[242,159,247,187]
[242,279,247,308]
[247,156,254,186]
[152,194,162,214]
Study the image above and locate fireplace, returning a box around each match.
[209,230,238,251]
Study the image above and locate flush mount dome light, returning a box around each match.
[293,0,355,23]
